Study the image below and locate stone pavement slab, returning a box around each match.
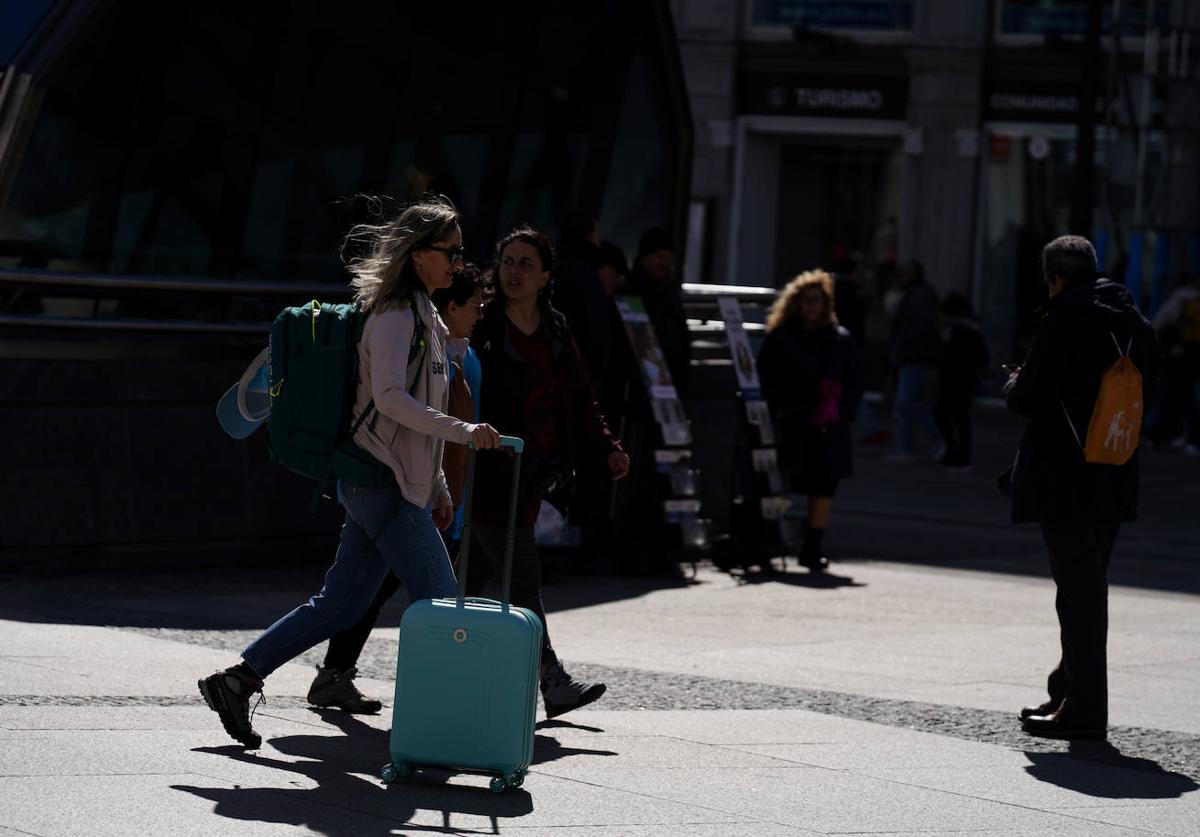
[1,702,1184,837]
[2,553,1198,835]
[1047,799,1200,837]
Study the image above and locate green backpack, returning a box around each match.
[266,298,426,499]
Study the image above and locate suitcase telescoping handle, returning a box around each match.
[456,435,524,609]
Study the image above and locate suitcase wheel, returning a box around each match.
[509,770,525,788]
[381,762,413,783]
[489,776,508,793]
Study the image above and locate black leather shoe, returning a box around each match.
[1021,708,1106,740]
[800,554,829,572]
[1018,698,1062,721]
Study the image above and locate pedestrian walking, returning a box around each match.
[304,263,487,715]
[468,226,631,718]
[554,210,612,398]
[935,293,990,471]
[757,270,863,571]
[199,196,502,748]
[1002,235,1159,740]
[886,260,944,461]
[1144,272,1200,453]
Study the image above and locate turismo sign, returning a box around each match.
[739,72,908,119]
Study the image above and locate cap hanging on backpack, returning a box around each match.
[216,346,271,439]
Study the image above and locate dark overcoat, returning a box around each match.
[756,322,863,482]
[1003,279,1160,524]
[470,304,620,521]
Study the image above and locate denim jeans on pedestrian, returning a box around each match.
[242,480,456,679]
[894,363,943,455]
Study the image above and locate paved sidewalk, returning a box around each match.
[1,557,1197,836]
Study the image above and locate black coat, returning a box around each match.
[756,322,863,481]
[553,239,612,397]
[940,318,990,397]
[891,279,941,367]
[1003,279,1160,524]
[470,304,621,516]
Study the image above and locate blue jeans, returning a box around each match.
[242,480,457,679]
[894,364,943,455]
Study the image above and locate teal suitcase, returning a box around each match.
[381,436,543,793]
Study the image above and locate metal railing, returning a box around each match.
[0,269,778,335]
[0,267,352,334]
[0,266,353,297]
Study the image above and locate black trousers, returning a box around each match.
[463,524,555,667]
[1038,518,1120,721]
[934,392,973,466]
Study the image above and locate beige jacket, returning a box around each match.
[351,292,476,508]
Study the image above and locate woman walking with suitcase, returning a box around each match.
[303,263,487,715]
[756,269,863,571]
[468,226,630,718]
[199,196,501,748]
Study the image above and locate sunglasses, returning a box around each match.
[426,243,465,262]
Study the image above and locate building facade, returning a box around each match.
[674,0,1200,361]
[0,0,691,556]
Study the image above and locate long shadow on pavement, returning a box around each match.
[731,565,863,589]
[174,710,615,836]
[1024,741,1200,799]
[0,564,698,629]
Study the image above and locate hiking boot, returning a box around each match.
[198,668,264,748]
[307,665,382,714]
[541,660,606,719]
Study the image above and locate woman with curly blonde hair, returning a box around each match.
[757,269,863,571]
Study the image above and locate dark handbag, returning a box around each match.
[523,453,575,513]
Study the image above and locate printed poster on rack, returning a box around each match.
[615,297,678,400]
[616,295,692,445]
[717,296,761,398]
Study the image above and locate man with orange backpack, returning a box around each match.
[1000,235,1159,741]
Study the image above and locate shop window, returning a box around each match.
[0,1,686,330]
[978,128,1166,359]
[997,0,1169,39]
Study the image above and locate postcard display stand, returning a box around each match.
[614,297,710,553]
[710,296,793,572]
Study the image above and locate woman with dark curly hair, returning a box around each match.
[468,226,630,718]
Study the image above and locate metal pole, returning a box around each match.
[1133,0,1159,229]
[1070,0,1104,234]
[1099,0,1123,248]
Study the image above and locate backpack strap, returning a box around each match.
[406,301,427,394]
[1061,401,1083,449]
[347,296,429,439]
[1062,330,1135,454]
[1109,330,1129,357]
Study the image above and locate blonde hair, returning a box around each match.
[765,269,838,333]
[342,195,460,311]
